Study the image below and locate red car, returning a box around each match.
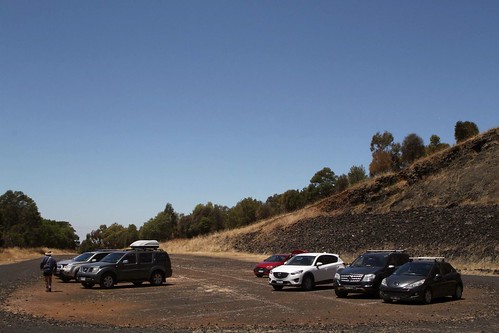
[253,250,307,277]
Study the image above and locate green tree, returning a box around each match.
[370,131,395,152]
[427,135,450,155]
[306,167,338,202]
[79,224,107,252]
[38,219,79,249]
[226,198,262,229]
[401,133,426,165]
[336,174,349,192]
[369,131,401,173]
[455,121,479,143]
[348,165,368,186]
[139,203,178,241]
[0,190,42,247]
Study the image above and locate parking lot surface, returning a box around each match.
[1,254,498,332]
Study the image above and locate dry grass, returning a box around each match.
[0,247,76,265]
[164,239,498,275]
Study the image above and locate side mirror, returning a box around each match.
[434,274,442,281]
[388,265,395,269]
[316,262,323,267]
[122,259,129,264]
[91,259,97,262]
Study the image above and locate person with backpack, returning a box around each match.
[40,251,57,292]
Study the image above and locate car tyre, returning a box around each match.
[301,274,314,291]
[423,288,432,304]
[81,282,94,289]
[100,273,115,289]
[452,285,463,300]
[272,285,283,291]
[150,271,164,285]
[335,289,348,298]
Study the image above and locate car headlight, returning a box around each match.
[334,273,340,280]
[90,266,100,273]
[381,278,387,286]
[406,279,425,288]
[362,274,376,282]
[290,270,303,276]
[266,265,275,270]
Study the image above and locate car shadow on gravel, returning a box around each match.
[384,297,464,306]
[77,283,174,290]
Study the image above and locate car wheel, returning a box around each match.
[100,273,115,289]
[150,271,164,285]
[81,282,94,289]
[423,288,432,304]
[335,289,348,298]
[272,285,283,291]
[453,285,463,300]
[301,274,314,291]
[60,276,71,283]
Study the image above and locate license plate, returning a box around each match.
[276,280,283,284]
[258,269,264,273]
[79,277,86,281]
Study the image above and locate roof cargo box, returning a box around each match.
[129,240,160,249]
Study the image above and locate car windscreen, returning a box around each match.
[393,262,433,276]
[350,254,387,268]
[286,255,315,266]
[264,255,287,262]
[73,252,94,262]
[100,252,125,264]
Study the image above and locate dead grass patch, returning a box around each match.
[0,247,76,265]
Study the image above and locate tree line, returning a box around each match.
[0,120,480,250]
[0,190,79,248]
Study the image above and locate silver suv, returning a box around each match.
[77,240,172,289]
[58,250,116,282]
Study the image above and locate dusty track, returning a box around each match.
[1,254,498,332]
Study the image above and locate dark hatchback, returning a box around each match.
[379,257,463,304]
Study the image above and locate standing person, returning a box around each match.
[40,251,57,292]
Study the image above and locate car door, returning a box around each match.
[440,262,458,296]
[314,255,340,284]
[118,252,139,281]
[430,263,448,298]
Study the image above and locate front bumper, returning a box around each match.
[379,286,424,301]
[334,281,377,294]
[77,272,101,284]
[254,267,271,276]
[268,275,302,287]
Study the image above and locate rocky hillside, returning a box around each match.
[224,128,498,264]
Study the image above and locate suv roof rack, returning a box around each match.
[366,249,406,253]
[410,257,445,262]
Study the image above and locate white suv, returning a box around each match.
[269,253,345,291]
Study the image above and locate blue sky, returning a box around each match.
[1,1,498,240]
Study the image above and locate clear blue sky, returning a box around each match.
[1,1,498,240]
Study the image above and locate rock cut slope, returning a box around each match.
[226,128,498,263]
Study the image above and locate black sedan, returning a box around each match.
[379,257,463,304]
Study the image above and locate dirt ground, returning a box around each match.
[2,254,498,332]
